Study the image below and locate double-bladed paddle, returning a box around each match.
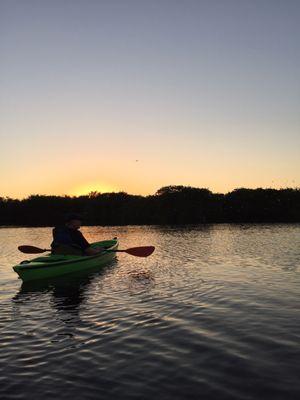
[18,245,155,258]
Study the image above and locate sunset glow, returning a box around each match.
[70,182,119,197]
[1,1,299,199]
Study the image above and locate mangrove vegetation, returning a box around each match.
[0,186,299,226]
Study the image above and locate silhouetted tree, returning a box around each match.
[0,186,299,226]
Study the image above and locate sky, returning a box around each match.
[1,0,299,198]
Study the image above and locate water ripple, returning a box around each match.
[0,225,300,399]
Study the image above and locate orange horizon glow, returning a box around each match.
[69,182,119,197]
[1,3,299,201]
[1,180,299,201]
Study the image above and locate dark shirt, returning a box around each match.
[51,226,90,251]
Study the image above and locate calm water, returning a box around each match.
[0,224,299,400]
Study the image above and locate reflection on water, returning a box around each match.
[14,273,92,313]
[12,261,119,346]
[0,224,300,400]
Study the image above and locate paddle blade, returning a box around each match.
[18,245,48,254]
[125,246,155,257]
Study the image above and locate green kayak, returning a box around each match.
[13,239,118,282]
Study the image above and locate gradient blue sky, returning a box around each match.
[1,0,299,198]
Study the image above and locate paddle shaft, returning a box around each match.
[20,249,133,253]
[19,248,143,254]
[18,245,155,257]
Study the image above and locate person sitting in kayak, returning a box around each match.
[51,214,102,256]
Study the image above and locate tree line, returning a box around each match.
[0,186,299,226]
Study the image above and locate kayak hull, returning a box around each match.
[13,239,118,282]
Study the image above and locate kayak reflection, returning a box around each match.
[14,259,118,317]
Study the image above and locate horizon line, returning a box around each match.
[1,185,300,201]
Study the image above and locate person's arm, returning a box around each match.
[84,246,103,255]
[75,230,90,249]
[74,231,103,255]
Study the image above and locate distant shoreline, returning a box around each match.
[1,186,300,226]
[1,222,300,229]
